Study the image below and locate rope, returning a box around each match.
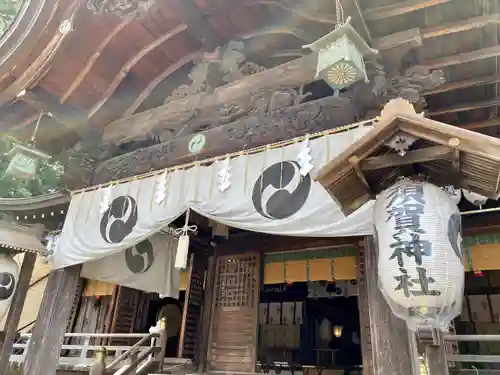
[29,111,43,147]
[335,0,344,28]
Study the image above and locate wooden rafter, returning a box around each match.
[423,45,500,70]
[173,0,221,49]
[60,18,133,104]
[21,87,90,136]
[243,0,336,25]
[363,0,451,21]
[423,74,500,96]
[87,23,188,119]
[428,98,500,116]
[0,1,80,107]
[460,118,500,131]
[374,14,500,51]
[123,50,203,117]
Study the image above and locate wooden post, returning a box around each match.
[23,264,82,375]
[0,252,37,373]
[156,316,168,371]
[198,255,215,373]
[422,330,449,375]
[358,236,419,375]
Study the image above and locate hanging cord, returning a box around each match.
[173,208,198,237]
[28,111,44,147]
[335,0,345,28]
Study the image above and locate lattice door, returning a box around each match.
[207,253,260,373]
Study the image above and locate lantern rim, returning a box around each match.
[6,143,51,161]
[302,17,378,57]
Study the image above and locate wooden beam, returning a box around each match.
[23,265,82,375]
[359,237,418,374]
[461,118,500,130]
[423,74,500,96]
[102,53,318,143]
[124,51,202,117]
[87,24,189,119]
[361,146,452,171]
[94,95,358,183]
[0,252,37,374]
[173,0,221,50]
[0,1,80,107]
[422,14,500,39]
[423,46,500,70]
[374,14,500,51]
[21,87,89,137]
[363,0,451,21]
[428,98,500,116]
[60,18,133,104]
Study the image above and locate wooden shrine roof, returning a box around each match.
[317,99,500,216]
[1,0,500,188]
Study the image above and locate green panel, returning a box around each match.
[263,245,356,264]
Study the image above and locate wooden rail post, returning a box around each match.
[0,252,36,374]
[23,264,82,375]
[359,236,419,375]
[418,328,449,375]
[157,317,167,371]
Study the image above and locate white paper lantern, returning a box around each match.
[0,253,19,321]
[374,179,464,330]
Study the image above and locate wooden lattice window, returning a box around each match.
[214,254,258,310]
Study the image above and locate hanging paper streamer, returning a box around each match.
[174,209,197,269]
[218,157,232,192]
[99,185,113,215]
[297,137,314,176]
[374,179,464,331]
[155,171,168,205]
[442,185,461,205]
[0,253,19,321]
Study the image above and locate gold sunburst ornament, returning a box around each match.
[326,61,358,87]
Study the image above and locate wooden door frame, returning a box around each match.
[205,252,261,372]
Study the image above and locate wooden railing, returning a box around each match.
[444,334,500,364]
[10,320,168,374]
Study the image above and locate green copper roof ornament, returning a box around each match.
[303,0,378,94]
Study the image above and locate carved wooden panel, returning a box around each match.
[207,253,260,373]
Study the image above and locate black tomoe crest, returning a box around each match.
[0,272,15,300]
[125,239,155,274]
[252,161,311,220]
[100,196,138,244]
[447,212,463,263]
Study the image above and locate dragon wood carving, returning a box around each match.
[93,95,359,183]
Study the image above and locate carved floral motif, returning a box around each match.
[87,0,155,20]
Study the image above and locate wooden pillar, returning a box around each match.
[23,264,82,375]
[357,236,419,375]
[0,252,37,373]
[425,339,449,375]
[198,256,215,373]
